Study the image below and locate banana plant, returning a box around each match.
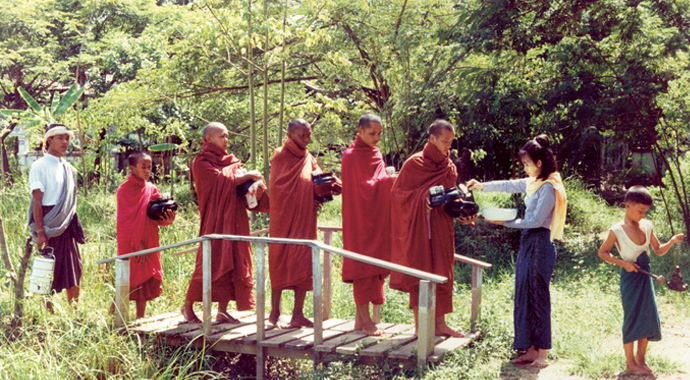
[0,84,85,130]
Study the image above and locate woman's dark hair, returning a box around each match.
[517,134,558,181]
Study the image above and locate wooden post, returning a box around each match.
[470,266,483,331]
[114,259,130,328]
[255,242,266,380]
[417,280,436,370]
[202,239,212,337]
[322,230,333,321]
[312,246,323,367]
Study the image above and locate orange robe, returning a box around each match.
[117,173,163,301]
[389,142,458,317]
[185,141,258,310]
[269,138,320,291]
[341,135,393,305]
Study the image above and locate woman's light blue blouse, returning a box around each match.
[481,178,555,230]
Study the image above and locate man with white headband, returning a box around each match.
[28,123,85,311]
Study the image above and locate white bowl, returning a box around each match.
[481,208,518,221]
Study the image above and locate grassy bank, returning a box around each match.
[1,176,689,379]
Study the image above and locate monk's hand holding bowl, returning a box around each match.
[158,209,176,226]
[457,213,479,226]
[236,169,263,184]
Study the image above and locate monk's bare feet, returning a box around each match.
[216,312,240,324]
[268,313,290,329]
[356,322,385,336]
[435,320,464,338]
[511,348,538,364]
[181,306,202,324]
[289,315,314,328]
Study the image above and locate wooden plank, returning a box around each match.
[285,320,354,350]
[315,323,395,353]
[417,281,436,368]
[114,259,130,328]
[240,326,299,345]
[202,240,212,336]
[428,332,479,362]
[128,312,180,327]
[260,319,348,348]
[335,324,413,355]
[359,331,417,357]
[454,253,492,269]
[388,336,444,360]
[215,323,274,343]
[181,314,261,340]
[132,315,186,334]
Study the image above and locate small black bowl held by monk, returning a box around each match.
[147,194,178,221]
[428,184,479,218]
[313,170,342,203]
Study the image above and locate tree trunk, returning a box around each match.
[0,212,17,285]
[11,237,33,327]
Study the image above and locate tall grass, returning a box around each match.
[1,175,689,379]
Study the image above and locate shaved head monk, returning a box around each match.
[182,122,268,324]
[268,118,322,328]
[389,119,478,337]
[341,113,394,336]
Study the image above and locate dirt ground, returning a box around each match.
[499,320,690,380]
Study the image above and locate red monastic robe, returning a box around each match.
[341,135,394,305]
[117,173,163,301]
[389,142,458,317]
[268,138,320,291]
[185,141,257,310]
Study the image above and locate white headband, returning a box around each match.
[44,126,75,147]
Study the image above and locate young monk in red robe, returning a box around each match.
[389,119,477,337]
[269,118,333,329]
[116,151,176,319]
[181,122,268,324]
[341,113,394,336]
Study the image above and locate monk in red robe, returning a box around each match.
[389,119,477,337]
[117,151,175,319]
[342,113,394,336]
[268,118,323,328]
[182,122,267,324]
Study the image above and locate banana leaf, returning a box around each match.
[18,87,43,115]
[51,91,60,114]
[54,84,84,117]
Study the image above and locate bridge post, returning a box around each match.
[255,242,267,380]
[417,280,436,370]
[202,239,212,337]
[322,230,333,321]
[312,246,324,368]
[114,258,130,328]
[471,266,483,331]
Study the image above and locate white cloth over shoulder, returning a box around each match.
[29,153,75,205]
[611,219,652,262]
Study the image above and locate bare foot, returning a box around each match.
[625,364,649,376]
[216,312,240,324]
[435,323,464,338]
[268,313,290,329]
[637,362,653,375]
[180,306,202,324]
[289,315,314,328]
[530,356,549,368]
[359,322,385,336]
[511,350,538,364]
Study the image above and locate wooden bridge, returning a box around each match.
[97,227,492,378]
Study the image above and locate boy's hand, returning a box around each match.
[137,254,147,264]
[672,234,685,244]
[160,209,176,226]
[622,261,639,273]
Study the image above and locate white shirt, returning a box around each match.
[29,153,75,206]
[611,219,652,262]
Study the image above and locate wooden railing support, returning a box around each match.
[322,230,333,321]
[114,259,130,328]
[417,280,436,370]
[255,242,267,380]
[454,254,492,331]
[312,246,324,368]
[202,239,212,337]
